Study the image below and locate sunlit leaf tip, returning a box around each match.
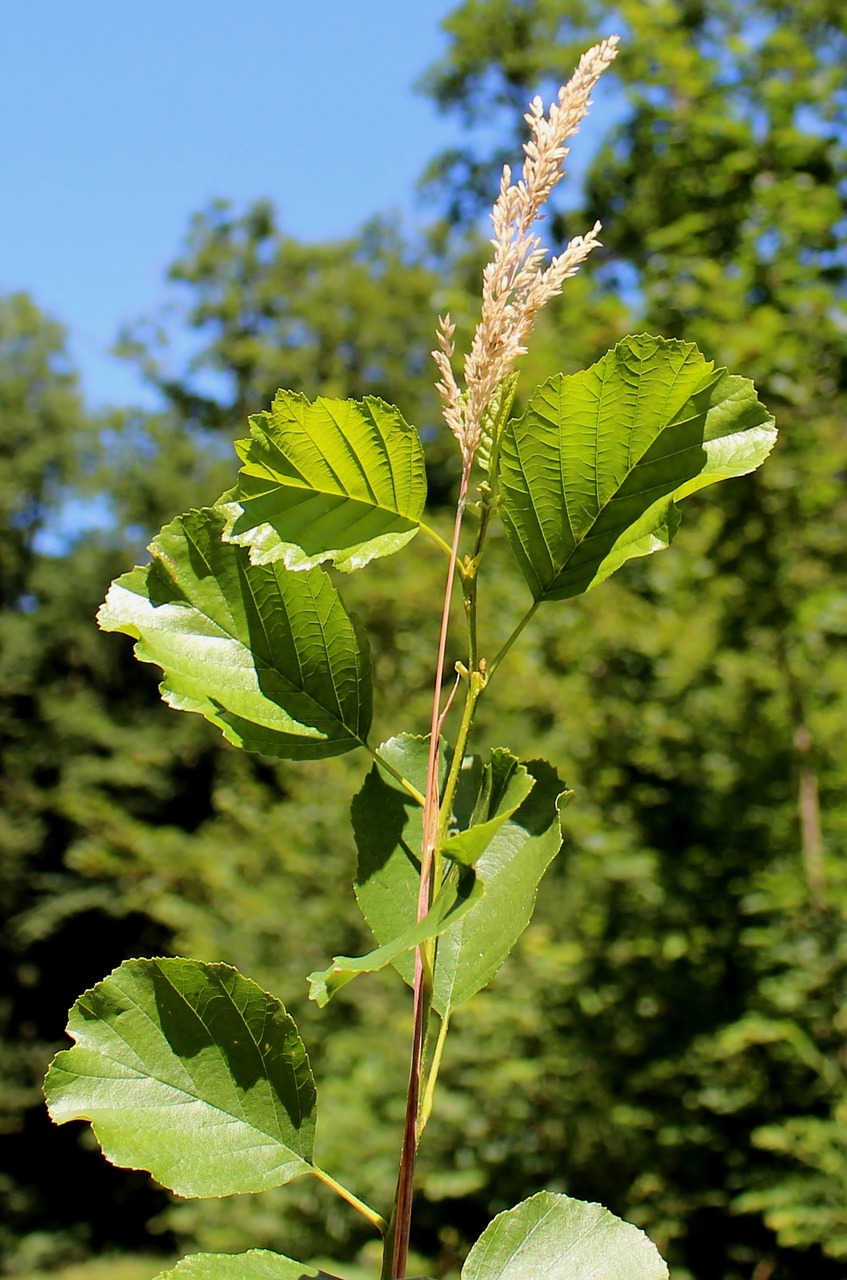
[218,390,427,572]
[462,1191,668,1280]
[500,333,777,602]
[154,1249,343,1279]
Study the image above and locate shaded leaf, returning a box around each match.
[307,863,481,1007]
[351,741,567,1012]
[155,1252,342,1280]
[462,1191,668,1280]
[45,959,316,1197]
[434,761,570,1016]
[97,507,372,759]
[219,391,426,572]
[500,334,777,601]
[352,734,444,988]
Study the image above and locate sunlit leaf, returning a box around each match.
[462,1192,668,1280]
[443,747,535,867]
[45,959,316,1197]
[155,1251,342,1280]
[219,391,426,572]
[500,334,777,601]
[97,507,372,759]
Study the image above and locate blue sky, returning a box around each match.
[0,1,477,408]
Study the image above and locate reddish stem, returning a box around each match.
[390,461,471,1279]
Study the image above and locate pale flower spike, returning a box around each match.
[433,35,620,465]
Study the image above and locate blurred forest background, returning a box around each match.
[2,2,846,1278]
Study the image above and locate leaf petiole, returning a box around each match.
[312,1166,388,1236]
[368,746,426,807]
[418,521,454,560]
[487,602,540,679]
[418,1012,450,1136]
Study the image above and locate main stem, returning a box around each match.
[388,460,472,1280]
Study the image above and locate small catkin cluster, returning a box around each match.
[433,35,620,465]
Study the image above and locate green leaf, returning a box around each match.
[44,958,316,1197]
[97,507,372,759]
[155,1252,342,1280]
[307,862,481,1007]
[443,747,535,867]
[351,734,444,988]
[350,740,567,1013]
[218,391,427,572]
[433,761,570,1016]
[499,334,777,601]
[462,1192,668,1280]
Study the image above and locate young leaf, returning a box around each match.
[443,747,535,867]
[307,863,481,1007]
[218,391,427,572]
[44,959,317,1197]
[499,334,777,601]
[433,761,570,1017]
[97,507,372,759]
[155,1251,342,1280]
[462,1192,668,1280]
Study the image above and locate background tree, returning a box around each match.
[3,4,845,1275]
[0,295,171,1269]
[0,294,257,1272]
[413,1,847,1275]
[118,202,469,504]
[0,212,478,1272]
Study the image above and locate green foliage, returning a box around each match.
[15,1259,173,1280]
[118,205,464,502]
[155,1253,340,1279]
[1,4,841,1277]
[351,736,571,1014]
[461,1193,667,1280]
[735,1108,847,1257]
[420,3,846,1274]
[45,959,316,1198]
[98,509,373,760]
[0,293,93,606]
[500,335,776,601]
[432,761,570,1017]
[351,734,446,990]
[219,392,427,573]
[46,264,773,1278]
[307,862,481,1008]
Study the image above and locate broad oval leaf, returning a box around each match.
[155,1251,342,1280]
[97,507,372,759]
[44,958,316,1197]
[462,1192,668,1280]
[499,334,777,601]
[219,391,427,572]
